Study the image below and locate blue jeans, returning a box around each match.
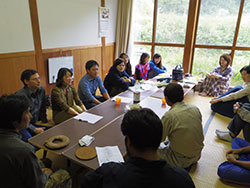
[211,86,249,118]
[218,138,250,184]
[83,96,106,110]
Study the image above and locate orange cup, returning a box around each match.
[116,97,121,105]
[162,97,166,105]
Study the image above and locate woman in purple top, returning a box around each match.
[134,53,150,80]
[199,53,233,97]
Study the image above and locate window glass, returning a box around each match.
[236,1,250,46]
[192,48,231,77]
[156,0,189,44]
[133,0,154,42]
[155,46,184,73]
[231,51,250,86]
[196,0,240,46]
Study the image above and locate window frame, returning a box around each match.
[133,0,250,74]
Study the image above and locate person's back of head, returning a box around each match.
[240,65,250,74]
[0,94,29,129]
[21,69,38,86]
[121,108,162,152]
[164,83,184,104]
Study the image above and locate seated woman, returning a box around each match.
[119,53,132,76]
[148,53,167,79]
[104,58,135,97]
[134,52,150,80]
[199,53,233,97]
[210,65,250,118]
[218,138,250,186]
[51,68,86,125]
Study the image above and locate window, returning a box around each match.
[132,0,250,84]
[232,51,250,85]
[156,0,189,44]
[192,48,230,76]
[155,46,184,71]
[133,0,154,42]
[236,1,250,46]
[196,0,240,46]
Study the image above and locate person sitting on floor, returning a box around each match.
[104,58,135,97]
[210,65,250,118]
[199,53,233,97]
[134,52,150,80]
[16,69,49,142]
[217,137,250,185]
[81,108,195,188]
[148,53,167,79]
[119,53,132,76]
[51,68,86,125]
[78,60,110,109]
[0,94,72,188]
[216,103,250,143]
[158,83,204,169]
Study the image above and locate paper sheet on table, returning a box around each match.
[112,96,132,103]
[73,112,103,124]
[96,146,124,166]
[129,84,153,92]
[154,73,170,79]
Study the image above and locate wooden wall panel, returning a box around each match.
[0,55,36,95]
[0,43,115,96]
[103,44,115,77]
[72,47,102,90]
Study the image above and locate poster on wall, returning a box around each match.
[98,7,110,37]
[48,56,74,84]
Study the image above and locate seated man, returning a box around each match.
[16,69,49,142]
[216,103,250,143]
[78,60,110,109]
[81,108,195,188]
[158,83,204,169]
[0,94,71,188]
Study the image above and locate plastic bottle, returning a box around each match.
[134,80,140,91]
[133,80,141,103]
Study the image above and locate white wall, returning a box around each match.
[106,0,118,43]
[0,0,34,53]
[0,0,117,53]
[37,0,117,49]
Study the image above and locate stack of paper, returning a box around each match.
[96,146,124,166]
[74,112,103,124]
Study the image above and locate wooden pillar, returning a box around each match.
[182,0,200,73]
[101,0,106,79]
[231,0,245,64]
[151,0,158,58]
[28,0,45,86]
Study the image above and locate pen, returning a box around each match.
[78,119,88,123]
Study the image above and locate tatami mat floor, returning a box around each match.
[36,91,247,188]
[185,92,247,188]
